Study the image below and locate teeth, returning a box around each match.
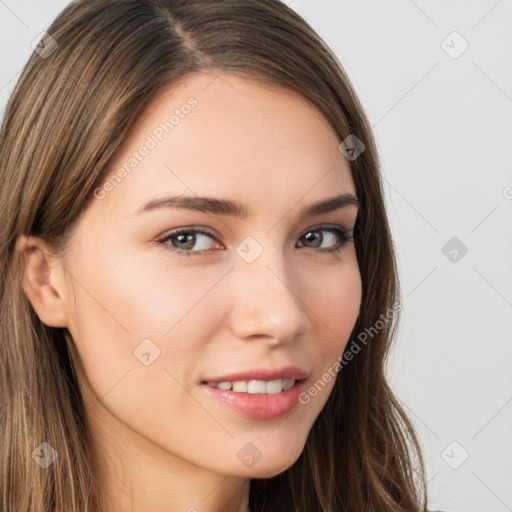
[233,381,248,392]
[207,378,296,394]
[282,378,295,391]
[264,379,282,394]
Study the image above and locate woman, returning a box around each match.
[0,0,429,510]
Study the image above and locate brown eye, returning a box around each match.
[297,226,353,253]
[157,227,221,257]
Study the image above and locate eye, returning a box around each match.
[156,224,354,257]
[157,226,221,257]
[296,225,354,254]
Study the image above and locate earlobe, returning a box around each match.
[16,235,69,328]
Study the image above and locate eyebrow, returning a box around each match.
[136,192,359,218]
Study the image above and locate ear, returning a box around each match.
[16,235,69,328]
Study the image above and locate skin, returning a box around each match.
[18,71,362,512]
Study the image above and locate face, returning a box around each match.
[54,72,362,482]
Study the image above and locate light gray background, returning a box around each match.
[1,1,511,511]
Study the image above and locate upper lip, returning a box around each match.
[202,365,309,384]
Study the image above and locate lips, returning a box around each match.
[200,378,307,420]
[201,365,309,384]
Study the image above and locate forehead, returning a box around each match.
[94,71,355,219]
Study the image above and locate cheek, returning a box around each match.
[65,248,229,388]
[293,265,361,413]
[72,249,221,339]
[64,250,217,437]
[309,262,362,352]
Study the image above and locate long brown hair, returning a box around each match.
[0,0,429,510]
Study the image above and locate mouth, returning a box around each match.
[200,378,306,394]
[201,364,309,388]
[199,378,308,420]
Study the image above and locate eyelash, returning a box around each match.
[156,224,354,258]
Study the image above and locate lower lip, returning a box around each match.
[200,379,307,420]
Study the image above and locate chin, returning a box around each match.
[231,446,304,479]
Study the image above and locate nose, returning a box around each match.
[228,249,311,345]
